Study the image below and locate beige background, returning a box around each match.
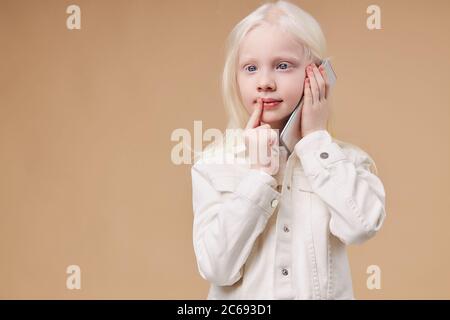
[0,0,449,299]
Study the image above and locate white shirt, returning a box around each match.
[190,130,386,299]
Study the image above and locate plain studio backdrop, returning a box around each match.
[0,0,449,299]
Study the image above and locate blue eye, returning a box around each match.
[245,65,257,72]
[244,62,291,73]
[277,62,290,70]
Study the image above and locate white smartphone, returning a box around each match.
[279,59,337,154]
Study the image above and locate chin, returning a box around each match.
[262,110,290,123]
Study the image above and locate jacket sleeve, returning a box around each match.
[191,162,281,286]
[294,130,387,245]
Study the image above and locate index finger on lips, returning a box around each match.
[245,98,263,129]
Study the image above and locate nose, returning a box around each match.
[257,70,276,92]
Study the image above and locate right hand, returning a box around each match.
[243,98,279,176]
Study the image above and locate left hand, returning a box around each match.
[300,62,331,138]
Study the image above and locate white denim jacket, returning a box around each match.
[190,130,386,299]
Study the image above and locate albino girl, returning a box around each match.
[191,0,386,299]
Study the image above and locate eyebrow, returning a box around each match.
[239,55,301,65]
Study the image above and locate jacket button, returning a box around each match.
[271,199,279,208]
[287,185,291,190]
[281,268,289,276]
[283,225,290,233]
[320,152,329,159]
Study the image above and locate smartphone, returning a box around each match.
[279,59,337,154]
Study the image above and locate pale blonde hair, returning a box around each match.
[199,0,379,175]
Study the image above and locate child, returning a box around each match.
[190,0,386,299]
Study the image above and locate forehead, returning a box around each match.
[238,24,304,60]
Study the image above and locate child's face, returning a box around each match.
[237,23,309,129]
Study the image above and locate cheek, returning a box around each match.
[237,78,254,105]
[281,76,305,100]
[236,82,252,114]
[237,76,247,95]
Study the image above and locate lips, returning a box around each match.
[261,99,282,110]
[261,98,282,103]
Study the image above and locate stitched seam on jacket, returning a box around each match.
[327,237,334,299]
[308,194,321,299]
[344,194,375,239]
[343,154,378,237]
[234,189,273,219]
[331,166,375,241]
